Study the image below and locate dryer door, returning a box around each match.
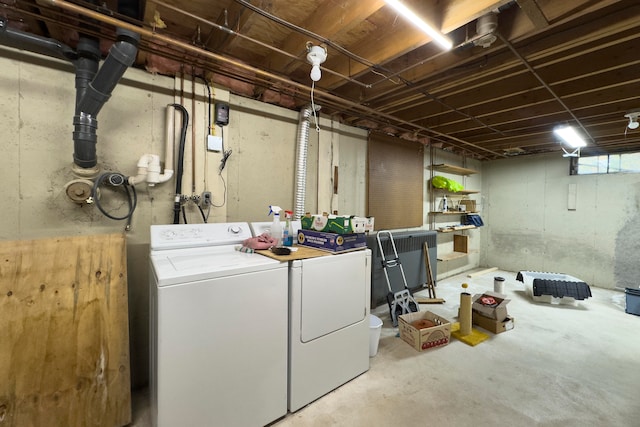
[299,251,367,342]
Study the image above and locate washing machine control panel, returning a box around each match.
[150,222,252,250]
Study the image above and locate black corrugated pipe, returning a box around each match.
[0,17,77,61]
[73,10,101,170]
[75,28,139,118]
[0,1,143,176]
[72,0,141,169]
[73,27,140,168]
[170,104,189,224]
[117,0,142,21]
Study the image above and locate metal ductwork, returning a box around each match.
[474,12,498,48]
[293,105,319,220]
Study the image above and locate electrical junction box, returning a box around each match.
[207,135,223,152]
[214,102,229,126]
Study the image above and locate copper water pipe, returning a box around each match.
[44,0,504,157]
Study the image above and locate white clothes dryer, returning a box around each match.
[149,222,288,427]
[289,249,371,411]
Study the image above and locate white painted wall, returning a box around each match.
[480,153,640,289]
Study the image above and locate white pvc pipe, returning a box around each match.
[164,105,175,176]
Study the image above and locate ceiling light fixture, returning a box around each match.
[384,0,453,51]
[554,125,587,149]
[625,112,639,130]
[306,45,327,82]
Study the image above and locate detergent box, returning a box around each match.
[297,229,366,253]
[301,214,374,234]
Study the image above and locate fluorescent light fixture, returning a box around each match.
[384,0,453,50]
[554,125,587,148]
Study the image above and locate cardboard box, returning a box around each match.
[398,311,451,352]
[301,214,373,234]
[297,229,367,253]
[459,199,476,212]
[472,291,510,320]
[472,312,514,334]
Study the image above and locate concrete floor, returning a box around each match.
[129,269,640,427]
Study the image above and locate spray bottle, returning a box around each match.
[269,205,283,247]
[283,210,294,246]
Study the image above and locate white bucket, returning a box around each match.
[494,276,505,294]
[369,314,383,357]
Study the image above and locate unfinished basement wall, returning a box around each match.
[224,95,368,221]
[0,45,370,388]
[427,149,483,280]
[480,153,640,290]
[0,46,176,390]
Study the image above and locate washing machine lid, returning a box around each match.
[151,245,283,286]
[150,222,252,251]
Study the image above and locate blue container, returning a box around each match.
[625,288,640,316]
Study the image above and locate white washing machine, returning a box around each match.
[149,222,288,427]
[288,249,371,411]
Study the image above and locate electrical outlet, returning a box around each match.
[201,191,212,208]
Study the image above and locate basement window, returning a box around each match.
[572,153,640,175]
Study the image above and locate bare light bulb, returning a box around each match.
[306,45,327,82]
[625,113,639,129]
[310,65,321,82]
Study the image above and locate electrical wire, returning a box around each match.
[211,172,227,208]
[197,204,207,223]
[219,126,232,173]
[310,80,320,132]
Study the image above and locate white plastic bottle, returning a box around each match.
[269,205,283,247]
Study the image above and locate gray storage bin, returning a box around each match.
[625,288,640,316]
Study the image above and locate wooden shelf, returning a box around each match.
[433,188,479,195]
[437,225,476,233]
[429,211,466,215]
[429,211,479,215]
[437,252,468,262]
[430,163,477,175]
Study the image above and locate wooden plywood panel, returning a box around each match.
[368,134,423,230]
[0,234,131,427]
[454,234,469,253]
